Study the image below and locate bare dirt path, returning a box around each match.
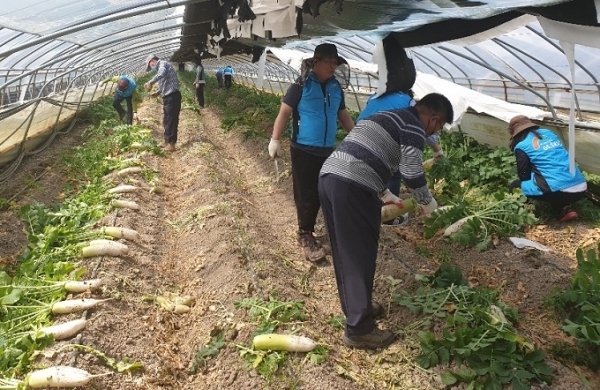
[1,92,599,389]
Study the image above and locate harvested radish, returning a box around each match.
[127,178,150,189]
[156,296,190,314]
[51,298,108,314]
[422,158,436,171]
[64,279,103,293]
[381,198,417,223]
[82,241,128,257]
[111,199,140,210]
[116,166,142,176]
[102,226,139,241]
[108,184,139,194]
[149,186,164,194]
[443,216,475,237]
[39,319,87,340]
[253,334,318,352]
[26,366,109,388]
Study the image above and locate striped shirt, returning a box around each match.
[320,107,433,205]
[149,60,179,97]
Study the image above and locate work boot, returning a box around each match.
[382,213,409,227]
[343,327,395,349]
[164,143,175,152]
[297,231,326,262]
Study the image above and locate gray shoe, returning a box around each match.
[298,231,326,262]
[382,213,409,227]
[343,327,395,349]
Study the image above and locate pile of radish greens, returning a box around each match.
[424,131,539,250]
[0,94,159,385]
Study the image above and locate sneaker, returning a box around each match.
[343,327,395,349]
[297,231,326,262]
[382,213,409,227]
[558,206,578,222]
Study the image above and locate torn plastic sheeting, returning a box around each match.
[265,7,297,38]
[252,15,266,37]
[509,237,552,252]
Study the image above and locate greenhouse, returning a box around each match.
[1,0,600,389]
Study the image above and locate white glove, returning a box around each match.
[433,150,444,159]
[419,197,438,215]
[379,189,400,204]
[268,138,281,158]
[144,82,152,92]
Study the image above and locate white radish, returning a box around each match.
[126,178,150,189]
[116,166,142,176]
[51,298,108,314]
[26,366,110,388]
[253,334,318,352]
[381,198,417,223]
[108,184,139,194]
[423,158,436,171]
[111,199,140,210]
[39,319,87,340]
[102,226,139,241]
[82,242,128,257]
[129,142,146,150]
[64,279,104,293]
[443,216,475,237]
[149,186,164,194]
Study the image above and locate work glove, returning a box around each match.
[268,138,281,158]
[379,189,400,204]
[419,197,438,215]
[144,82,152,92]
[433,150,444,159]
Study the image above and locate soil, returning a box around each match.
[1,94,599,390]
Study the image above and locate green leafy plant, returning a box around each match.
[189,333,225,374]
[393,263,552,389]
[234,295,306,335]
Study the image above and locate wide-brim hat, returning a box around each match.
[145,54,158,72]
[313,43,347,66]
[508,115,538,137]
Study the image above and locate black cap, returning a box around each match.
[313,43,347,66]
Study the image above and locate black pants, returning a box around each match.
[510,180,586,214]
[163,91,181,144]
[216,74,223,88]
[290,146,329,233]
[319,174,381,337]
[195,83,205,107]
[113,94,133,125]
[224,74,232,89]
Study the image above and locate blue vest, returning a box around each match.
[223,66,233,76]
[293,72,343,148]
[515,129,585,196]
[357,91,413,121]
[116,76,136,98]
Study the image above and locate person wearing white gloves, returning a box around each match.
[268,43,354,263]
[318,92,452,350]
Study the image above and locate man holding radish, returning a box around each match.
[318,93,453,349]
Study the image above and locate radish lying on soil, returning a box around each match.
[39,319,87,340]
[64,279,103,293]
[51,298,108,314]
[155,296,190,314]
[82,241,128,257]
[111,199,140,210]
[26,366,110,388]
[102,226,139,241]
[443,216,475,237]
[107,184,139,194]
[252,334,318,352]
[116,167,142,176]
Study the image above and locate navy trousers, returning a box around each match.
[113,94,133,125]
[318,174,381,337]
[291,146,329,233]
[163,91,181,144]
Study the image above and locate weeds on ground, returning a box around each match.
[545,243,600,370]
[394,262,553,390]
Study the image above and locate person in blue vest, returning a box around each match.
[102,75,138,125]
[268,43,355,262]
[216,68,224,88]
[508,115,587,222]
[223,65,234,89]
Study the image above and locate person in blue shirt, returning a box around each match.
[223,65,234,89]
[268,43,355,262]
[216,68,224,88]
[102,75,138,125]
[508,115,587,222]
